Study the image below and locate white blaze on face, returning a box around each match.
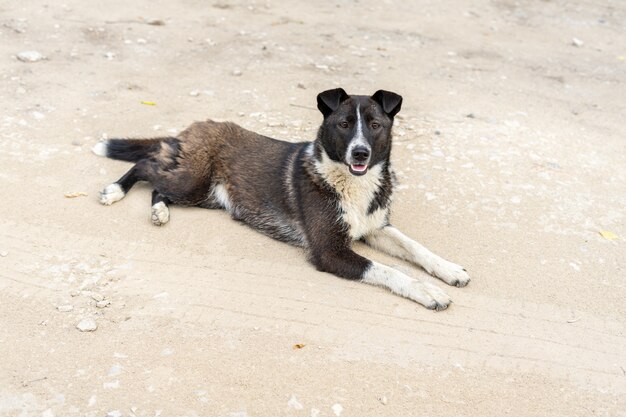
[346,104,370,167]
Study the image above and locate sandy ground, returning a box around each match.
[1,0,625,416]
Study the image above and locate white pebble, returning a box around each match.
[31,111,45,120]
[108,364,122,376]
[76,318,98,332]
[332,404,343,416]
[572,37,584,47]
[103,380,119,389]
[0,251,8,257]
[17,51,45,62]
[57,305,74,312]
[161,347,173,356]
[90,292,104,302]
[288,395,303,410]
[96,300,111,308]
[378,396,388,405]
[189,90,200,97]
[310,409,320,417]
[106,411,121,417]
[232,68,243,76]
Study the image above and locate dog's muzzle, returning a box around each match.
[348,146,370,176]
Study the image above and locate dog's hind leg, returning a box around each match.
[364,225,470,287]
[151,190,171,226]
[99,162,145,205]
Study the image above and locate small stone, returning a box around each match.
[71,139,83,146]
[147,19,165,26]
[96,300,111,308]
[57,305,74,312]
[378,396,388,405]
[90,292,104,302]
[70,290,80,297]
[0,251,8,257]
[288,395,303,410]
[106,411,122,417]
[32,111,45,120]
[136,38,147,44]
[572,37,584,47]
[232,68,243,76]
[17,51,45,62]
[434,130,441,135]
[108,364,122,376]
[466,113,475,118]
[104,52,116,60]
[332,404,344,416]
[297,82,306,89]
[189,90,200,97]
[76,318,98,332]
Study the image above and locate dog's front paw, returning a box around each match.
[99,183,125,205]
[407,280,451,311]
[430,259,470,287]
[151,202,170,226]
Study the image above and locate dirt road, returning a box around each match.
[1,0,624,416]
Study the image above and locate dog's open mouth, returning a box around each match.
[349,164,368,176]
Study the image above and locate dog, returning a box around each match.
[93,88,470,310]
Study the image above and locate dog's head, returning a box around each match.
[315,88,402,176]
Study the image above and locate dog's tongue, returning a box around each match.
[351,164,367,172]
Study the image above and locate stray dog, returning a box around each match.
[93,88,470,310]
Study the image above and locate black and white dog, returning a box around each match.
[93,88,470,310]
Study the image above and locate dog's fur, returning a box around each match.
[94,88,470,310]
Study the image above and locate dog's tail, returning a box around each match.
[92,137,174,162]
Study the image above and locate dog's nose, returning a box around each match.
[351,146,370,162]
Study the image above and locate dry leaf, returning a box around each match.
[293,343,305,349]
[599,230,619,240]
[64,192,88,198]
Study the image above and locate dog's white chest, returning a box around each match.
[316,158,388,239]
[340,197,388,240]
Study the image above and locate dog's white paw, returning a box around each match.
[407,280,451,311]
[429,259,470,287]
[99,183,125,205]
[151,202,169,226]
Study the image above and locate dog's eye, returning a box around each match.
[339,121,349,129]
[371,122,380,129]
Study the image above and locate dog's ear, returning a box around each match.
[371,90,403,118]
[317,88,349,117]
